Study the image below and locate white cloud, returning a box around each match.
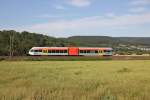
[36,13,79,19]
[129,7,147,13]
[36,14,62,18]
[54,5,66,10]
[130,0,150,6]
[105,12,116,18]
[16,13,150,36]
[68,0,91,7]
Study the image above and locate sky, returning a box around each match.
[0,0,150,37]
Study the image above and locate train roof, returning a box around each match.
[31,47,112,50]
[31,47,68,50]
[79,47,112,50]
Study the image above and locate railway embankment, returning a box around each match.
[0,55,150,61]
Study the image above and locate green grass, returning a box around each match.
[0,61,150,100]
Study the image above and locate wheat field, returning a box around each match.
[0,61,150,100]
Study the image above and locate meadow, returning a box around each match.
[0,61,150,100]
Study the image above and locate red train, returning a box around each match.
[29,47,113,56]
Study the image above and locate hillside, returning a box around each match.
[67,36,120,47]
[0,30,69,56]
[0,30,150,56]
[67,36,150,47]
[115,37,150,46]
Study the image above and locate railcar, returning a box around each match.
[28,47,113,56]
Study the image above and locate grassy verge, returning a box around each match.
[1,56,150,61]
[0,61,150,100]
[0,56,112,61]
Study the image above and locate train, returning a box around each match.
[28,47,113,56]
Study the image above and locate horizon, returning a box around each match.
[1,29,150,38]
[0,0,150,37]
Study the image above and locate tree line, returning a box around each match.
[0,30,150,56]
[0,30,75,56]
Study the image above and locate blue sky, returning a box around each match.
[0,0,150,37]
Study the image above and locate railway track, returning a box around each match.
[1,55,150,61]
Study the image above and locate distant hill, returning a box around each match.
[115,37,150,46]
[67,36,120,47]
[67,36,150,47]
[0,30,150,56]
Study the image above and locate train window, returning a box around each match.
[109,50,112,52]
[82,50,84,53]
[104,50,107,52]
[56,50,59,53]
[52,50,55,53]
[64,50,67,53]
[104,50,111,53]
[60,50,63,53]
[90,50,93,53]
[87,50,90,53]
[83,50,86,53]
[95,50,98,53]
[48,50,51,53]
[43,50,48,53]
[90,50,95,53]
[34,50,38,52]
[39,50,42,52]
[80,50,83,53]
[30,50,34,52]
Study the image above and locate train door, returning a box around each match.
[42,49,48,55]
[69,47,79,56]
[98,50,104,56]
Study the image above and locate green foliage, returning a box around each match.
[0,30,68,56]
[0,30,150,56]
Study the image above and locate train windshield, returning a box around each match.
[30,49,42,52]
[30,50,34,52]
